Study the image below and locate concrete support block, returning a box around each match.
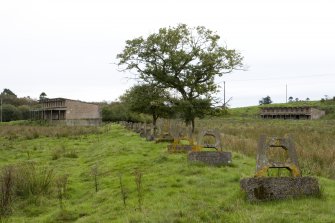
[240,177,320,201]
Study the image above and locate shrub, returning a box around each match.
[0,166,15,216]
[1,104,22,122]
[14,162,54,198]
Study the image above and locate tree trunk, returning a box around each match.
[153,114,158,136]
[191,118,195,133]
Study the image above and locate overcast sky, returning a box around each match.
[1,0,334,107]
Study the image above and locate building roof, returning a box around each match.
[260,106,316,110]
[39,98,98,106]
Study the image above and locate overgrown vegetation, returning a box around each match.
[0,124,333,222]
[197,118,335,179]
[0,89,39,122]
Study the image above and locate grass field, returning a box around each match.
[0,123,334,222]
[196,117,335,179]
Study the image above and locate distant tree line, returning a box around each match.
[0,89,39,122]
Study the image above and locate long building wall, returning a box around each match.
[65,100,100,120]
[260,107,325,120]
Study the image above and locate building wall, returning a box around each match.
[65,100,101,120]
[310,108,326,119]
[260,107,325,120]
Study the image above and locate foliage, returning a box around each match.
[18,105,30,120]
[0,88,38,122]
[0,166,14,216]
[259,96,272,105]
[117,24,243,131]
[120,84,173,128]
[173,97,212,129]
[39,92,47,101]
[1,104,22,122]
[14,162,54,198]
[1,89,17,97]
[101,102,151,123]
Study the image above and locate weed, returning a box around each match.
[15,162,54,198]
[118,173,128,207]
[91,164,99,192]
[64,149,78,158]
[0,166,14,217]
[133,169,143,211]
[55,174,69,209]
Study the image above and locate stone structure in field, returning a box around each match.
[167,137,199,153]
[188,129,232,166]
[31,98,101,126]
[255,135,301,177]
[240,177,320,201]
[260,106,325,120]
[240,135,320,201]
[166,122,199,153]
[197,129,223,151]
[155,132,174,143]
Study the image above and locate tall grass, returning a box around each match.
[197,118,335,178]
[0,125,101,140]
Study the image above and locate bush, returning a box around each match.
[14,162,54,198]
[1,104,22,122]
[18,105,31,120]
[0,166,15,216]
[102,102,150,123]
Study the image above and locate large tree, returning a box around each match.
[117,24,243,131]
[120,84,173,133]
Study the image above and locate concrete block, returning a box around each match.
[240,177,320,201]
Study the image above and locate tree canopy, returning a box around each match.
[117,24,243,131]
[120,84,173,131]
[1,88,17,97]
[259,96,272,105]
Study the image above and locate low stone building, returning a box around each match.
[260,106,325,120]
[31,98,101,126]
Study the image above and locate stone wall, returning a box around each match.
[188,151,232,166]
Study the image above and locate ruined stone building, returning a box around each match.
[260,106,325,120]
[31,98,101,126]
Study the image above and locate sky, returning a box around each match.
[1,0,334,107]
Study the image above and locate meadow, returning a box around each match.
[197,118,335,179]
[0,121,334,222]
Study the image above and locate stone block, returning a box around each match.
[188,151,232,166]
[240,177,320,201]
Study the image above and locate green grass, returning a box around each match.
[0,124,334,222]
